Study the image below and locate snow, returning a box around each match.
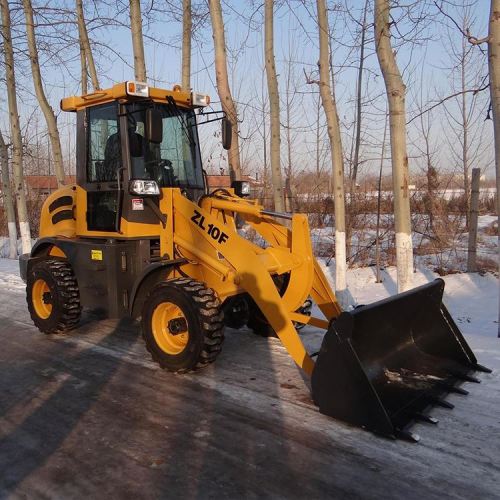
[0,258,26,293]
[2,253,497,338]
[317,262,499,338]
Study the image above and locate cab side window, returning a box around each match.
[87,103,120,183]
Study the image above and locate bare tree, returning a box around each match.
[281,28,302,212]
[374,0,413,292]
[182,0,191,89]
[0,0,31,253]
[264,0,284,212]
[23,0,65,188]
[350,0,369,188]
[488,0,500,337]
[208,0,241,181]
[129,0,147,81]
[441,2,488,229]
[0,129,17,258]
[76,0,100,91]
[316,0,347,305]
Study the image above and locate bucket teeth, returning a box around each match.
[474,363,492,374]
[396,429,420,443]
[414,413,439,425]
[428,396,454,409]
[450,372,481,384]
[438,382,469,395]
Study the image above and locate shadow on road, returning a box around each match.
[0,317,137,496]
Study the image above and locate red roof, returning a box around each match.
[25,175,76,190]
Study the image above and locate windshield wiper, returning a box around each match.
[165,96,195,149]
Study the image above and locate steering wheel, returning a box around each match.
[159,159,178,186]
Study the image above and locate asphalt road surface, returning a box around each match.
[0,271,499,499]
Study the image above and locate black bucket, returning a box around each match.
[311,279,491,441]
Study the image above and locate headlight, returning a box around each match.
[231,180,251,197]
[192,92,210,107]
[126,81,149,97]
[129,179,160,196]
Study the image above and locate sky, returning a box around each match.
[0,0,494,182]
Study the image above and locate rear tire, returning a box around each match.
[27,258,81,334]
[141,278,224,373]
[223,294,250,329]
[246,299,277,338]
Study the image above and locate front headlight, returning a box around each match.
[231,180,251,197]
[129,179,160,196]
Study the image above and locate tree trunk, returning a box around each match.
[374,0,413,293]
[208,0,241,181]
[76,0,100,91]
[182,0,192,90]
[284,44,295,212]
[351,0,368,188]
[129,0,147,81]
[487,0,500,337]
[316,0,347,306]
[461,34,470,229]
[78,23,88,94]
[0,130,17,258]
[1,0,32,254]
[265,0,285,212]
[347,0,369,265]
[23,0,65,188]
[375,111,388,284]
[467,168,480,272]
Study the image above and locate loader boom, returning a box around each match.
[166,188,340,375]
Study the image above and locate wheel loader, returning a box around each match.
[20,81,490,441]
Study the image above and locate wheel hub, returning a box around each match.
[32,279,53,319]
[151,302,189,355]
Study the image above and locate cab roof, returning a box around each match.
[60,81,200,112]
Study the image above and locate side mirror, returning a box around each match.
[222,117,232,150]
[145,108,163,144]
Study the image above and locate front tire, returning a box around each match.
[141,278,224,373]
[27,258,81,334]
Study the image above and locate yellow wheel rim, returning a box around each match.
[32,278,53,319]
[151,302,189,355]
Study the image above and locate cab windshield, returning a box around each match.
[125,102,204,189]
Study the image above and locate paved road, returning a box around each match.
[0,270,499,499]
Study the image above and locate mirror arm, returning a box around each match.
[144,198,167,228]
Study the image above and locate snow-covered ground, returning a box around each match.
[319,261,499,339]
[1,255,498,338]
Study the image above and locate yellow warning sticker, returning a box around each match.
[91,249,103,261]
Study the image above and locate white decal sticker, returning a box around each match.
[132,198,144,211]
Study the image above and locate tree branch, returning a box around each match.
[407,84,490,125]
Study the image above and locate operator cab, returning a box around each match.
[62,81,231,233]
